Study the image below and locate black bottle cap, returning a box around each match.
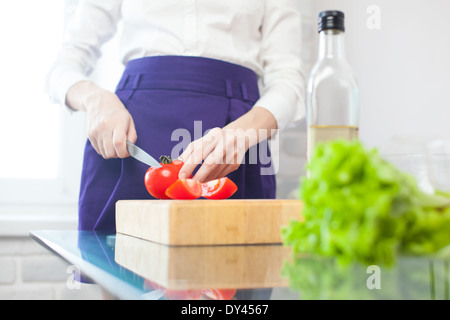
[318,10,345,33]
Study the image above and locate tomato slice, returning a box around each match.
[165,179,202,200]
[201,177,238,199]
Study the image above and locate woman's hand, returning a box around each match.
[178,107,277,182]
[84,90,137,159]
[66,81,137,159]
[178,127,248,182]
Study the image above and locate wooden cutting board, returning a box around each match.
[114,233,293,290]
[115,199,302,246]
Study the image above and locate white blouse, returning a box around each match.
[46,0,306,131]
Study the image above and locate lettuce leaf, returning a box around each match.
[281,140,450,266]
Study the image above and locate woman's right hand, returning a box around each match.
[66,81,137,159]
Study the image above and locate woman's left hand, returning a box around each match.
[177,106,278,182]
[178,127,249,182]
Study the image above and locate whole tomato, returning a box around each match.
[144,156,184,199]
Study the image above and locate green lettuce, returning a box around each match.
[281,140,450,266]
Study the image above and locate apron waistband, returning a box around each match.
[116,55,260,103]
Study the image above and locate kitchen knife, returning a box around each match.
[126,140,162,168]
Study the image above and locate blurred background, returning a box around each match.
[0,0,449,299]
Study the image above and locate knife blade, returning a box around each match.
[126,140,162,168]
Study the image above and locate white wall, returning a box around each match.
[311,0,450,153]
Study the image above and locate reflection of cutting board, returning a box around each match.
[114,233,292,290]
[116,199,302,246]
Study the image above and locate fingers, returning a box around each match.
[178,128,245,183]
[178,128,222,179]
[194,131,243,182]
[203,165,232,183]
[87,101,136,159]
[103,133,116,159]
[192,132,225,182]
[112,117,137,158]
[88,135,101,156]
[91,122,130,159]
[112,128,128,158]
[87,124,104,157]
[127,117,138,144]
[89,129,117,159]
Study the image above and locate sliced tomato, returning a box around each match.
[201,177,238,199]
[165,179,202,200]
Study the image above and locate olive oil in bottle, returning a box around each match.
[306,11,359,162]
[307,125,359,158]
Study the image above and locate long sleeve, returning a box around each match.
[45,0,122,109]
[254,0,306,131]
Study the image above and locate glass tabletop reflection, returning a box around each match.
[29,230,449,300]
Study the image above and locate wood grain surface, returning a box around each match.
[116,199,302,245]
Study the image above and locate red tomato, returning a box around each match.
[165,179,202,200]
[144,156,183,199]
[201,177,238,199]
[201,288,237,300]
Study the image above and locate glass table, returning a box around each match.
[30,230,449,300]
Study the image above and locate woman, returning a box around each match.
[46,0,306,232]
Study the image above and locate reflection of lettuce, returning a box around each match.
[281,256,373,300]
[282,140,450,266]
[281,256,448,300]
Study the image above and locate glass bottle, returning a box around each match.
[306,10,359,162]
